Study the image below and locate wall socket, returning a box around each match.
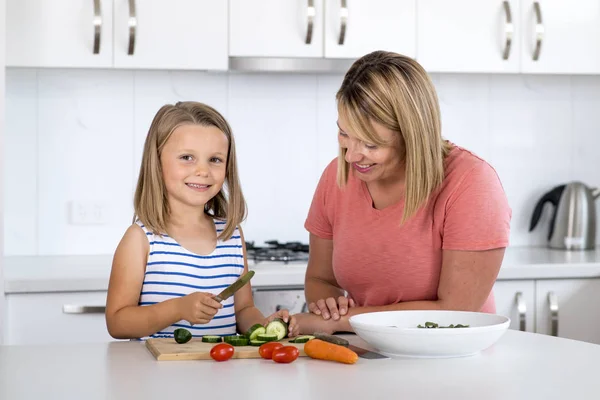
[68,201,108,225]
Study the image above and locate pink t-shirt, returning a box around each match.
[304,145,511,313]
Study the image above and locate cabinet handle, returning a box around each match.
[532,1,544,61]
[127,0,137,55]
[63,305,106,314]
[92,0,102,54]
[305,0,315,45]
[501,1,513,60]
[515,291,526,331]
[548,292,559,336]
[338,0,348,45]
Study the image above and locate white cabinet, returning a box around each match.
[520,0,600,74]
[417,0,520,73]
[324,0,415,59]
[535,279,600,344]
[492,280,535,332]
[6,0,114,68]
[5,291,114,345]
[229,0,324,58]
[113,0,227,70]
[6,0,228,70]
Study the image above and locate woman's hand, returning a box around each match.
[308,296,355,321]
[266,309,300,337]
[178,292,223,325]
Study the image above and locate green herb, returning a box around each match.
[417,321,470,329]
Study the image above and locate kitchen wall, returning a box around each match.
[4,68,600,256]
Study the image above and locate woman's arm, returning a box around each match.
[330,247,506,332]
[105,224,185,339]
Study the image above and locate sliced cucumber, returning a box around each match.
[290,335,314,344]
[256,333,278,342]
[201,335,222,343]
[223,335,243,344]
[265,318,288,340]
[249,339,267,346]
[246,324,267,341]
[227,337,249,346]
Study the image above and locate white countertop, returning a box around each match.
[1,330,599,399]
[4,246,600,294]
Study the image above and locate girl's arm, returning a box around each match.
[105,224,184,339]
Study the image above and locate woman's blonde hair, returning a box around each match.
[133,101,246,240]
[336,50,452,223]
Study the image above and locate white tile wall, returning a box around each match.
[4,69,600,255]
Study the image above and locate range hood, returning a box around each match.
[228,57,357,73]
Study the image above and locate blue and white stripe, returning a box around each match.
[137,219,243,339]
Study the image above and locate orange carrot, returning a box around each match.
[304,339,358,364]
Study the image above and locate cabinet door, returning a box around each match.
[113,0,228,70]
[520,0,600,74]
[417,0,520,73]
[229,0,324,58]
[5,292,114,345]
[6,0,113,68]
[324,0,416,59]
[493,280,535,332]
[535,279,600,344]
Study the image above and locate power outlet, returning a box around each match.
[68,201,108,225]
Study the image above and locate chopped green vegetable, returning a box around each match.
[201,335,222,343]
[256,333,278,342]
[265,318,288,340]
[174,328,192,344]
[246,324,266,341]
[289,335,314,344]
[417,321,470,329]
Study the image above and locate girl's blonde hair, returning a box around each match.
[133,101,246,240]
[336,50,452,223]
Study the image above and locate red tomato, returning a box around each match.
[210,343,234,362]
[272,346,300,364]
[258,342,284,360]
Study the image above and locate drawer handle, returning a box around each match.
[502,1,513,60]
[305,0,315,44]
[92,0,102,54]
[127,0,137,55]
[338,0,348,45]
[532,1,544,61]
[515,291,526,331]
[63,305,106,314]
[548,292,559,336]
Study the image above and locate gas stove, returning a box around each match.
[245,240,309,264]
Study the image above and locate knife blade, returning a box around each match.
[348,344,390,360]
[213,270,255,302]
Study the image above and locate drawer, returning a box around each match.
[5,291,116,345]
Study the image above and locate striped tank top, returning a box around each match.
[136,219,243,340]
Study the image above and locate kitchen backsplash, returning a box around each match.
[4,68,600,255]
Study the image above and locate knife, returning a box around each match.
[213,270,255,302]
[349,344,390,360]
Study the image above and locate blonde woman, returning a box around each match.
[105,101,299,340]
[302,51,511,332]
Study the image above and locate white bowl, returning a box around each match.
[349,310,510,358]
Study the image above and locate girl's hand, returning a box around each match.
[308,296,355,321]
[178,292,223,325]
[266,309,300,338]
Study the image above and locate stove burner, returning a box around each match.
[246,240,309,264]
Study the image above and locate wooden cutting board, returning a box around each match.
[146,338,307,361]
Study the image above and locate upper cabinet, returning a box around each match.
[324,0,416,59]
[229,0,324,58]
[520,0,600,74]
[6,0,228,70]
[7,0,114,68]
[417,0,521,73]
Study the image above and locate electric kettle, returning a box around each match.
[529,181,600,250]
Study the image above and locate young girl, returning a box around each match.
[105,101,299,340]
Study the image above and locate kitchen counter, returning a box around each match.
[4,246,600,294]
[1,330,599,399]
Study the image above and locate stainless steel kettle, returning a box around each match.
[529,181,600,250]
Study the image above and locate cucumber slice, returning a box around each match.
[201,335,222,343]
[265,318,288,340]
[256,333,278,342]
[249,339,267,346]
[246,324,266,341]
[174,328,192,344]
[290,335,314,344]
[227,337,249,346]
[223,335,243,344]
